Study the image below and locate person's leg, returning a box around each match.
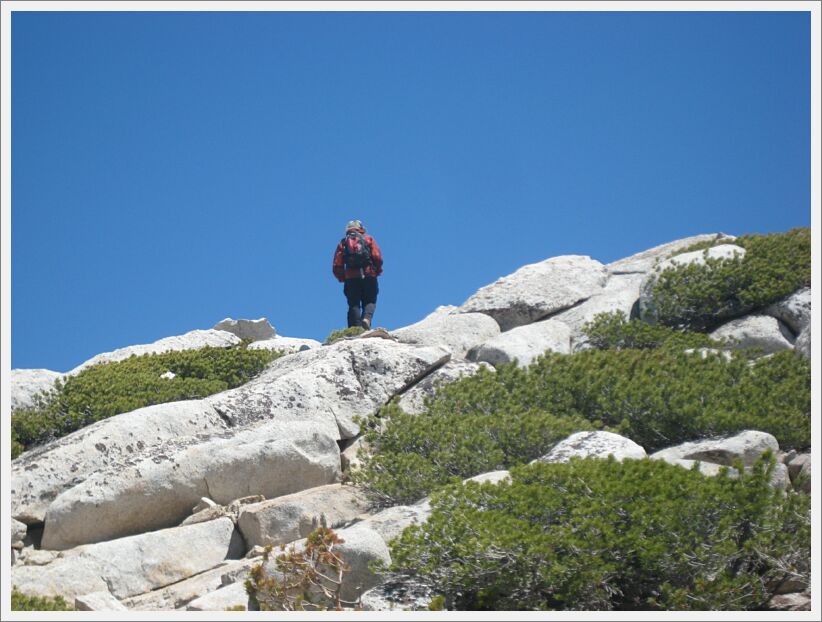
[361,277,379,329]
[343,280,363,328]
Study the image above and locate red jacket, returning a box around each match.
[333,228,384,282]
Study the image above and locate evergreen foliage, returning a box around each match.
[324,326,366,344]
[11,588,73,611]
[353,350,809,506]
[387,456,811,611]
[11,343,280,458]
[582,311,722,351]
[649,228,810,330]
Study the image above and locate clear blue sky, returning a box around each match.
[11,10,811,372]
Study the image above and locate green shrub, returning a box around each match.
[11,588,73,611]
[352,363,591,507]
[11,344,281,458]
[354,349,810,506]
[387,456,810,611]
[324,326,366,345]
[649,228,810,330]
[582,311,722,351]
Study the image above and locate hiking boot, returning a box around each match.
[360,317,371,330]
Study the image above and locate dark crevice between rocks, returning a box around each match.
[214,406,236,428]
[336,350,452,474]
[518,296,593,329]
[390,352,452,399]
[22,522,44,549]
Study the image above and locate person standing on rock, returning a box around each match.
[333,220,384,330]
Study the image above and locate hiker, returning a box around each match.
[333,220,384,329]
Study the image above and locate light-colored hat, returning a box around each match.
[346,219,364,231]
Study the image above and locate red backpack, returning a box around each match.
[341,231,373,270]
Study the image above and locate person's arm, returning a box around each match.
[368,236,383,275]
[332,242,346,282]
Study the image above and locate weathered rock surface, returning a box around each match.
[650,430,779,468]
[638,244,747,324]
[330,524,392,602]
[341,437,368,473]
[464,470,511,485]
[709,315,794,354]
[213,317,276,341]
[181,495,264,527]
[467,318,571,367]
[208,339,450,439]
[12,517,27,548]
[249,335,322,354]
[10,369,62,411]
[354,503,433,544]
[67,329,242,375]
[551,273,644,350]
[786,453,811,493]
[14,548,58,567]
[42,422,341,550]
[186,581,249,611]
[764,288,811,335]
[768,592,811,611]
[458,255,608,331]
[769,463,792,491]
[74,590,128,611]
[238,484,370,549]
[122,558,258,610]
[12,339,448,523]
[393,310,500,359]
[11,518,243,601]
[397,359,493,415]
[606,233,734,275]
[534,431,647,464]
[795,325,810,360]
[256,523,391,605]
[360,578,438,611]
[12,400,233,524]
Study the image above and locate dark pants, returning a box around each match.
[344,277,379,328]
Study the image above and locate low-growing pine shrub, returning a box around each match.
[582,311,722,351]
[387,456,810,611]
[324,326,366,345]
[352,364,591,507]
[11,344,281,458]
[649,228,810,330]
[11,588,73,611]
[353,349,809,506]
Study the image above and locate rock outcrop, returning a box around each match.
[9,369,62,411]
[458,255,608,331]
[41,422,342,550]
[709,315,795,354]
[606,233,734,275]
[534,431,647,463]
[763,288,811,336]
[237,483,370,549]
[12,339,449,524]
[467,318,571,367]
[67,329,242,375]
[11,518,243,601]
[650,430,780,468]
[8,230,811,613]
[393,309,500,358]
[213,317,276,341]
